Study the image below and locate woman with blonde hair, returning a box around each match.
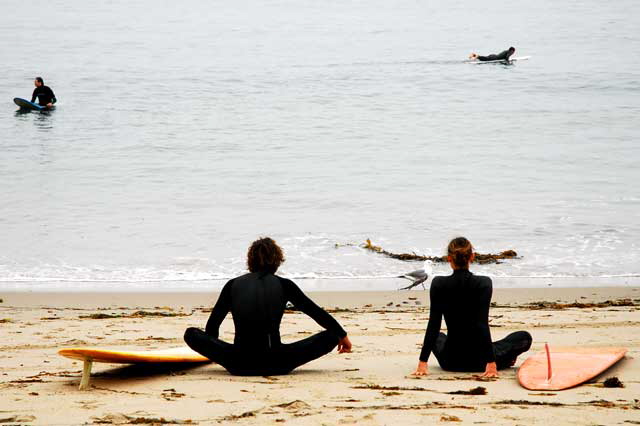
[411,237,531,377]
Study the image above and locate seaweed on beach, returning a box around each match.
[91,387,143,395]
[494,399,637,409]
[9,378,45,383]
[27,371,78,378]
[79,310,191,319]
[130,310,192,317]
[523,299,637,310]
[433,375,498,382]
[494,400,566,407]
[583,400,622,408]
[161,388,186,401]
[0,415,36,423]
[352,384,435,392]
[325,307,356,313]
[128,416,194,425]
[361,239,517,264]
[0,318,12,323]
[603,377,624,388]
[490,298,639,310]
[274,400,312,411]
[447,386,487,395]
[330,402,475,411]
[92,414,195,424]
[218,410,258,422]
[79,313,122,319]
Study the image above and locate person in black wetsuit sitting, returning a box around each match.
[469,46,516,62]
[184,237,352,376]
[31,77,57,108]
[411,237,531,378]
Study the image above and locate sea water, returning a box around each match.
[1,0,639,290]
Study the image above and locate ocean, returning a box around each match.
[1,0,639,290]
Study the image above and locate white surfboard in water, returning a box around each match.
[467,56,531,64]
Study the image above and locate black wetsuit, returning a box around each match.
[478,49,514,62]
[184,272,346,376]
[31,85,57,106]
[419,270,532,371]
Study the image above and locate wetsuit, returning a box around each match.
[419,269,532,371]
[31,85,57,106]
[184,272,346,376]
[478,49,514,62]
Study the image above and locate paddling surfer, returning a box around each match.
[184,237,352,375]
[411,237,532,378]
[469,46,516,62]
[31,77,57,108]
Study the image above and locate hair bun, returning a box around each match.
[447,237,473,268]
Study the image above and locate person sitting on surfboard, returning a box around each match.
[184,237,352,376]
[469,47,516,62]
[31,77,57,108]
[411,237,532,378]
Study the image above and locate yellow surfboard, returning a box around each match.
[59,347,210,390]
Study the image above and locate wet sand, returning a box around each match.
[1,287,639,425]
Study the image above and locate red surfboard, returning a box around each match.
[518,344,627,390]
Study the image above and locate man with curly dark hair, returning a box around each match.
[184,237,352,375]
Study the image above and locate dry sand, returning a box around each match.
[1,287,639,425]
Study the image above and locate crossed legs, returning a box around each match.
[184,328,339,376]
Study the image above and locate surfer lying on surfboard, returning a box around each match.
[184,237,352,376]
[31,76,57,108]
[411,237,532,378]
[469,46,516,62]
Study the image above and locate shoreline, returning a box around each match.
[1,274,639,293]
[2,287,639,309]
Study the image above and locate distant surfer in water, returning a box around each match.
[31,77,57,108]
[411,237,532,378]
[184,237,352,375]
[469,46,516,62]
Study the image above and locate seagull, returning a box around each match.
[397,261,433,290]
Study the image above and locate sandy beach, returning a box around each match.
[1,287,639,425]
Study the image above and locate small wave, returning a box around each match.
[481,273,640,279]
[1,271,639,284]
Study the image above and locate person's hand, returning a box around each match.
[469,53,478,60]
[337,336,352,353]
[481,362,498,378]
[46,103,53,108]
[411,361,428,376]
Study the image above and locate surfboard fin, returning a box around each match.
[545,343,552,382]
[79,359,93,390]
